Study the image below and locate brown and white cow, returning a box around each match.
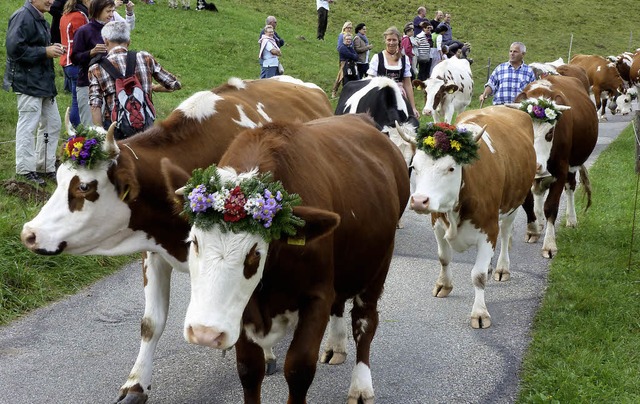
[569,54,626,121]
[20,76,332,404]
[163,114,410,403]
[400,107,536,328]
[510,75,598,258]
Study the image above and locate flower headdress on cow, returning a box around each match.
[416,122,479,165]
[518,97,564,125]
[60,125,109,169]
[181,164,305,242]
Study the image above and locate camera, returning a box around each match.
[123,0,129,4]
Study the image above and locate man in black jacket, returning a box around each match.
[4,0,65,186]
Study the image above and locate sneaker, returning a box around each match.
[18,172,45,187]
[45,172,57,183]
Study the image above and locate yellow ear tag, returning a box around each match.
[287,235,306,246]
[120,187,130,201]
[447,88,456,94]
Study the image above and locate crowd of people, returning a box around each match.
[3,1,534,187]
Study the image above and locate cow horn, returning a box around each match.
[395,120,417,145]
[175,186,186,196]
[64,107,75,136]
[555,105,571,111]
[503,103,522,109]
[104,122,120,159]
[473,125,487,142]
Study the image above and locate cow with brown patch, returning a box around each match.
[20,76,333,404]
[163,113,410,403]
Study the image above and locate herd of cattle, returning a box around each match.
[17,47,639,403]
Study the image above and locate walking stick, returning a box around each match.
[44,131,49,176]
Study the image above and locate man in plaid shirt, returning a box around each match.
[479,42,535,105]
[88,21,181,128]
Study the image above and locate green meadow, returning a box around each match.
[0,0,638,402]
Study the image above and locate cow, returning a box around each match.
[412,56,473,123]
[629,50,640,88]
[162,113,410,403]
[335,76,420,167]
[569,54,626,121]
[508,75,598,258]
[398,106,536,328]
[530,59,591,94]
[20,76,333,404]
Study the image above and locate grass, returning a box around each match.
[0,0,639,400]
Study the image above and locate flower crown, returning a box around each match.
[60,125,109,169]
[416,122,479,165]
[182,165,304,242]
[519,97,563,125]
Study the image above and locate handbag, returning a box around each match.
[278,62,284,75]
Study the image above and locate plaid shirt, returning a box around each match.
[486,61,535,105]
[88,46,181,123]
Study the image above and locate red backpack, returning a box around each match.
[99,51,156,139]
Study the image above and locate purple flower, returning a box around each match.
[188,185,214,213]
[532,105,545,119]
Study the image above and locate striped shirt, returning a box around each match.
[485,61,536,105]
[88,46,181,123]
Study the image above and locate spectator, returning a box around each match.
[88,21,181,129]
[338,33,359,86]
[429,24,446,75]
[401,23,417,78]
[367,26,419,118]
[59,0,91,127]
[258,25,282,79]
[479,42,536,105]
[113,0,136,30]
[50,0,68,44]
[71,0,114,127]
[331,21,353,98]
[412,6,429,37]
[430,10,444,30]
[415,21,432,81]
[316,0,334,41]
[168,0,191,10]
[353,22,373,79]
[4,0,65,186]
[259,16,284,47]
[437,13,466,59]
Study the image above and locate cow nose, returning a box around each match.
[536,163,543,173]
[185,324,226,348]
[422,107,432,116]
[21,227,37,251]
[410,194,430,212]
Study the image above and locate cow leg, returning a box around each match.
[116,252,172,404]
[565,169,578,227]
[285,296,331,403]
[432,220,453,297]
[320,300,348,365]
[541,172,566,258]
[236,331,266,404]
[593,87,607,121]
[522,190,540,243]
[495,211,517,281]
[471,240,494,329]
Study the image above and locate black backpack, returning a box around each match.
[99,51,156,139]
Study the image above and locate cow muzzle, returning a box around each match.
[185,324,228,349]
[20,226,67,255]
[410,194,430,213]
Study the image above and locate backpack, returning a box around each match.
[99,51,156,139]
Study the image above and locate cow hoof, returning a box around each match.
[396,220,404,229]
[432,284,453,298]
[525,233,539,243]
[493,270,510,282]
[266,358,277,375]
[347,394,375,404]
[320,349,347,365]
[566,221,577,228]
[542,249,556,259]
[115,392,148,404]
[471,314,491,329]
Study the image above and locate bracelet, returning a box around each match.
[126,12,134,16]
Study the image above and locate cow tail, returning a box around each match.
[579,164,592,211]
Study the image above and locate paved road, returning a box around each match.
[0,111,634,404]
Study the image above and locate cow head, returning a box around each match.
[21,124,143,256]
[402,123,484,213]
[509,83,571,177]
[162,163,339,350]
[415,76,459,120]
[612,93,632,115]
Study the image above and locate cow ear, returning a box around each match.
[514,93,526,103]
[444,83,458,94]
[160,157,191,211]
[412,79,426,90]
[112,164,139,203]
[287,206,340,245]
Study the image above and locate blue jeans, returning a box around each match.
[260,66,278,79]
[64,65,80,127]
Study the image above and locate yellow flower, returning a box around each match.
[450,140,462,151]
[423,136,436,148]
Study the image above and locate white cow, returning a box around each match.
[413,57,473,123]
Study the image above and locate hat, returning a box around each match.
[403,22,414,33]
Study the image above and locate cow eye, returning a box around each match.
[188,237,199,255]
[545,131,553,142]
[448,167,455,172]
[78,183,90,192]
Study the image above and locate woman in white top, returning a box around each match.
[367,26,419,117]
